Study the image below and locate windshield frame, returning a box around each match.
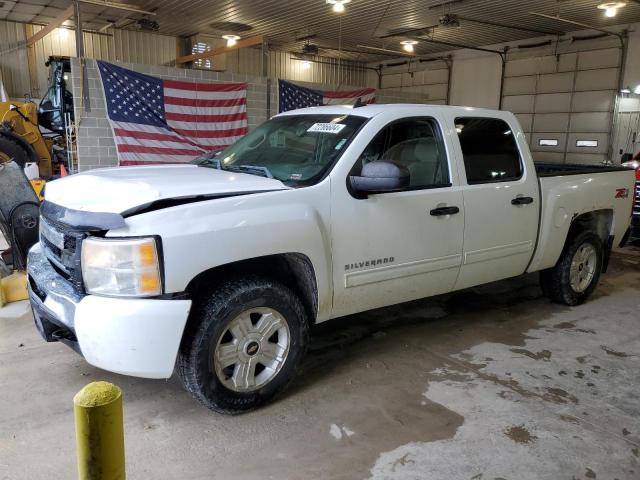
[193,113,370,188]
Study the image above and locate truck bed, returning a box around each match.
[535,162,632,177]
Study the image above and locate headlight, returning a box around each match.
[81,237,162,297]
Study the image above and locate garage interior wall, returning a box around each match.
[369,23,640,164]
[502,38,622,165]
[70,58,429,171]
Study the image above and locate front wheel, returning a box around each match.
[177,276,309,414]
[540,230,603,306]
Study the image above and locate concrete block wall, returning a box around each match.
[71,59,433,171]
[70,58,269,171]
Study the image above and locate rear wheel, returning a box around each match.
[540,230,603,306]
[0,136,29,168]
[177,276,309,414]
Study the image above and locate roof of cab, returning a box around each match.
[274,103,506,119]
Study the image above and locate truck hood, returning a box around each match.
[44,164,289,215]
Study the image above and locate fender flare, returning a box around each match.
[0,127,39,164]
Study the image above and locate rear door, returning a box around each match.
[449,115,540,290]
[330,114,465,317]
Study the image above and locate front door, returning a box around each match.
[330,116,465,318]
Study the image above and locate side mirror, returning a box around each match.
[349,161,410,196]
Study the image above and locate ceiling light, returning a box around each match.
[222,34,240,47]
[634,85,640,95]
[621,87,632,94]
[597,2,626,18]
[301,60,312,69]
[327,0,351,13]
[400,40,418,53]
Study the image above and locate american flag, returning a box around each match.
[98,61,248,166]
[278,79,375,113]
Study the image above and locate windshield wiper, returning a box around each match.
[198,158,221,169]
[226,165,274,179]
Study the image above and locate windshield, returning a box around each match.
[192,114,367,186]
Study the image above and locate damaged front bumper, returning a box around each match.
[27,244,192,379]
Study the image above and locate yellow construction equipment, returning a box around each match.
[0,56,73,178]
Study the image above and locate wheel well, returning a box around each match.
[567,209,613,246]
[185,253,319,324]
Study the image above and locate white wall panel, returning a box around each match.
[572,90,614,112]
[535,93,572,113]
[536,72,574,93]
[0,20,29,98]
[450,54,501,108]
[569,112,611,133]
[577,48,620,70]
[565,152,607,164]
[533,113,569,132]
[532,151,566,163]
[502,95,534,113]
[503,76,536,95]
[574,68,618,91]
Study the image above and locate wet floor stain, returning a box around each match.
[504,425,537,444]
[602,346,631,357]
[510,348,552,361]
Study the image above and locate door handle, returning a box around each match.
[430,206,460,216]
[511,196,534,205]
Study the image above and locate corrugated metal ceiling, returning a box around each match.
[2,0,640,61]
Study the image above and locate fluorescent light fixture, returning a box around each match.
[621,87,632,94]
[222,34,240,47]
[576,140,598,147]
[539,139,558,146]
[634,85,640,95]
[400,40,418,53]
[327,0,351,13]
[597,2,626,18]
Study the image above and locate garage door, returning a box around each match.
[502,46,621,165]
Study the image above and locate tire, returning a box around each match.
[0,135,29,168]
[540,230,603,306]
[177,276,309,414]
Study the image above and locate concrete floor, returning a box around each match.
[1,246,639,480]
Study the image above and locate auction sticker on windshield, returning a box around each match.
[307,123,347,134]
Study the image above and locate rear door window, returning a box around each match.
[455,117,523,184]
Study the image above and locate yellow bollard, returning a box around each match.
[74,382,126,480]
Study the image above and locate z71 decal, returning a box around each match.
[615,188,629,199]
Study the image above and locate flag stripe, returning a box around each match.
[117,144,204,156]
[164,104,246,116]
[164,87,248,100]
[166,119,247,131]
[165,111,247,123]
[172,126,247,138]
[164,96,246,108]
[164,80,247,92]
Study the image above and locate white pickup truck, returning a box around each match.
[27,104,635,413]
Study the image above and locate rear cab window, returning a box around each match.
[455,117,523,184]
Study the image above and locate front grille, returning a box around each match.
[39,216,86,293]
